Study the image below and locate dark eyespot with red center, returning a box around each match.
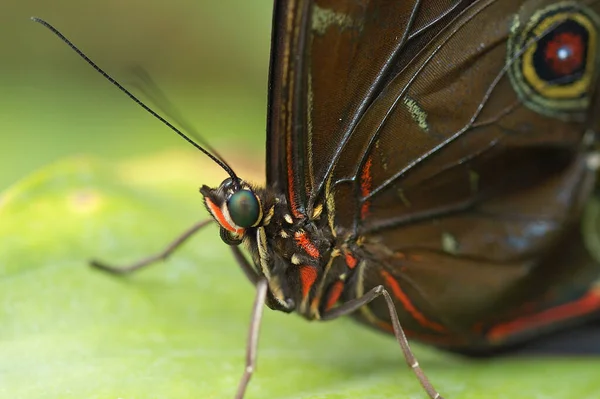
[228,190,260,228]
[534,19,588,84]
[545,32,584,75]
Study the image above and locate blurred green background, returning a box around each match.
[1,0,272,190]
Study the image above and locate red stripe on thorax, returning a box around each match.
[205,198,241,234]
[380,269,447,333]
[486,287,600,342]
[299,265,318,299]
[295,231,320,259]
[360,157,373,219]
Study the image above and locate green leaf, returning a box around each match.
[1,155,598,399]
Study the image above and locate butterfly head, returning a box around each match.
[200,177,264,245]
[201,177,300,313]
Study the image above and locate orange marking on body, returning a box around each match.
[325,280,345,311]
[380,270,447,333]
[299,265,318,299]
[360,157,373,219]
[295,231,320,259]
[205,198,242,234]
[345,252,357,269]
[487,288,600,342]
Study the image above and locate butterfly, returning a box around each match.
[33,0,600,398]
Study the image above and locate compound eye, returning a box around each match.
[227,190,260,228]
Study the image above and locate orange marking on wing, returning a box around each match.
[345,253,357,269]
[325,280,345,311]
[487,288,600,342]
[376,321,460,346]
[360,157,373,219]
[295,231,320,259]
[472,322,484,334]
[299,265,318,299]
[380,270,447,333]
[205,198,241,234]
[378,320,394,334]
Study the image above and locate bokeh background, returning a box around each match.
[1,0,273,189]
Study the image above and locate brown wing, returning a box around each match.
[346,153,598,349]
[328,0,600,232]
[266,0,471,217]
[266,0,600,347]
[329,0,600,347]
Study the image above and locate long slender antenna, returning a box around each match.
[127,66,230,166]
[31,16,240,184]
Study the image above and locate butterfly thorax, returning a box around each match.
[201,178,343,319]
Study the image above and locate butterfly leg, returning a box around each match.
[90,219,212,274]
[235,277,268,399]
[230,246,260,285]
[322,285,444,399]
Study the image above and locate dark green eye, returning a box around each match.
[228,190,260,228]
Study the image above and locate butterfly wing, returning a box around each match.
[266,0,471,216]
[266,0,600,349]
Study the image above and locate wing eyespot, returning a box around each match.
[507,3,600,119]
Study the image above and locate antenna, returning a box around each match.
[30,16,240,185]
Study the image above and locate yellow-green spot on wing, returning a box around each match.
[402,95,430,133]
[312,4,361,35]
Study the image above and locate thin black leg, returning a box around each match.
[90,219,213,274]
[322,285,443,399]
[235,278,268,399]
[230,246,260,286]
